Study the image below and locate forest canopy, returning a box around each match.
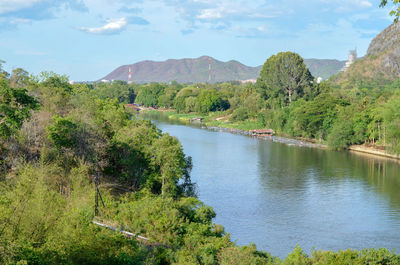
[2,53,400,264]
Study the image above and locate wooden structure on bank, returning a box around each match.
[125,103,143,112]
[249,129,274,136]
[189,117,203,124]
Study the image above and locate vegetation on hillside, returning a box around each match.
[101,56,344,84]
[2,59,400,264]
[96,51,400,154]
[0,65,278,264]
[3,11,400,259]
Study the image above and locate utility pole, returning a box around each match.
[128,67,132,84]
[94,171,105,216]
[94,172,99,216]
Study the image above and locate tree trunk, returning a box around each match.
[161,175,166,198]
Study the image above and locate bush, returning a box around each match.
[230,107,249,122]
[195,89,230,114]
[327,119,354,150]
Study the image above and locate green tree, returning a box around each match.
[185,96,197,113]
[158,85,179,108]
[0,77,39,140]
[230,107,249,122]
[10,68,29,88]
[151,134,187,197]
[195,89,230,114]
[327,115,354,150]
[257,52,314,106]
[135,83,165,107]
[381,94,400,153]
[93,80,135,103]
[291,94,344,139]
[380,0,400,21]
[46,115,79,149]
[29,72,73,114]
[174,96,186,113]
[0,60,9,78]
[173,86,200,113]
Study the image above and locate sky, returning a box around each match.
[0,0,395,81]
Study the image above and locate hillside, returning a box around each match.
[304,59,345,79]
[331,22,400,87]
[101,56,260,84]
[101,56,344,83]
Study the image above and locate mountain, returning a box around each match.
[331,22,400,86]
[101,56,260,84]
[304,59,345,80]
[101,56,345,84]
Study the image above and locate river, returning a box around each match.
[147,114,400,258]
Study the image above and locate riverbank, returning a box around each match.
[141,109,327,149]
[349,145,400,160]
[149,112,400,258]
[139,108,400,161]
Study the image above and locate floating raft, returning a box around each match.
[249,129,275,136]
[189,117,203,124]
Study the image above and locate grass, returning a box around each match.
[144,109,265,131]
[205,119,264,130]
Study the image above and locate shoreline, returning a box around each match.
[203,125,327,149]
[138,108,399,161]
[349,145,400,161]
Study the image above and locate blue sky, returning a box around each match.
[0,0,394,81]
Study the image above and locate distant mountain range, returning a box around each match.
[101,56,345,84]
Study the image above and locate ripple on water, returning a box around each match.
[153,118,400,258]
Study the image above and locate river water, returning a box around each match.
[148,114,400,258]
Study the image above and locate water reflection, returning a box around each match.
[146,113,400,257]
[256,140,400,255]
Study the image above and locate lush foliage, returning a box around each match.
[0,65,275,264]
[0,76,39,140]
[111,52,400,154]
[380,0,400,21]
[2,51,400,264]
[256,52,314,106]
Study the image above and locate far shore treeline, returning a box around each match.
[2,49,400,264]
[93,51,400,155]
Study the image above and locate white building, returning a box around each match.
[240,79,257,84]
[341,49,357,72]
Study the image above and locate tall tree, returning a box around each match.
[0,77,39,140]
[256,52,313,106]
[0,60,9,78]
[10,68,29,88]
[195,89,230,114]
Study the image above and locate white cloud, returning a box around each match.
[166,0,284,34]
[0,0,44,14]
[197,8,223,19]
[359,0,373,8]
[79,17,127,34]
[320,0,373,12]
[194,1,282,21]
[9,18,32,24]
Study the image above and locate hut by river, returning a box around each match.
[249,129,274,136]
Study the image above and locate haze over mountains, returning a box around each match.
[101,56,346,84]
